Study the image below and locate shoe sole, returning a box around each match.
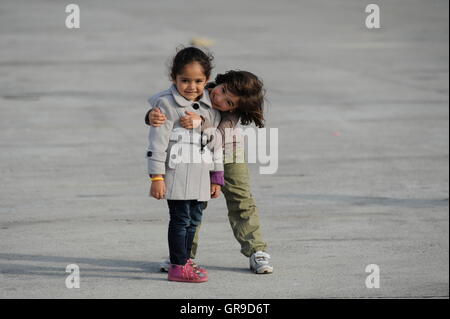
[168,277,208,283]
[251,266,274,274]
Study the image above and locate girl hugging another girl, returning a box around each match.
[146,46,273,284]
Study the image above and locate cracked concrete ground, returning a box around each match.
[0,0,448,298]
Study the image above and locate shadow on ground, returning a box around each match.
[0,253,166,281]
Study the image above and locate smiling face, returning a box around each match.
[173,62,208,101]
[210,84,240,112]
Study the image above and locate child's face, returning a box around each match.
[210,84,240,112]
[173,62,208,101]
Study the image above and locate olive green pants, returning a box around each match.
[190,162,268,258]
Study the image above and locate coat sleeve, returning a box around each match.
[146,99,174,175]
[144,109,151,125]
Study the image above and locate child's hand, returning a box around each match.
[150,180,166,200]
[210,184,221,198]
[180,111,202,129]
[149,108,167,127]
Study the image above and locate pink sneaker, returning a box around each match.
[187,259,208,274]
[168,263,208,283]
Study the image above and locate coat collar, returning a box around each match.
[170,84,212,108]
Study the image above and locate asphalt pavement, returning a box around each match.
[0,0,448,298]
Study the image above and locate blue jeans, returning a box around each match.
[167,200,206,265]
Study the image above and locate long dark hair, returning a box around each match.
[214,70,266,128]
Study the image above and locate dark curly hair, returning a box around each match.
[169,46,214,81]
[214,70,266,128]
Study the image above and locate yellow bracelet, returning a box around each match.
[151,177,164,182]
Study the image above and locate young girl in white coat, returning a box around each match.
[147,47,223,283]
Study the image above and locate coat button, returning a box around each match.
[192,103,199,110]
[201,133,208,146]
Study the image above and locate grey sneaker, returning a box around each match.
[159,258,170,272]
[249,251,273,274]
